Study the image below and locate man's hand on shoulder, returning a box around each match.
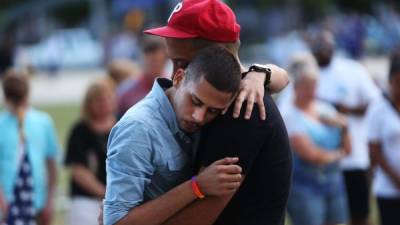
[228,64,288,121]
[232,70,266,120]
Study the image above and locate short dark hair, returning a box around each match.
[2,70,29,104]
[389,49,400,80]
[184,46,241,93]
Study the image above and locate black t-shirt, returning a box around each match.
[65,120,109,198]
[196,93,292,225]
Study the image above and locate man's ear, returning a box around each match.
[173,68,185,88]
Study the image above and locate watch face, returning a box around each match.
[253,63,266,69]
[250,64,270,73]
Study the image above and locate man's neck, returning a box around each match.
[165,87,177,109]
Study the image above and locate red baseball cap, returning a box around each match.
[144,0,240,42]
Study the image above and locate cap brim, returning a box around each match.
[144,26,197,39]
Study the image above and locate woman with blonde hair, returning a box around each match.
[65,79,116,225]
[282,54,351,225]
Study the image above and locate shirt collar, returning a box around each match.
[150,78,201,158]
[150,78,181,135]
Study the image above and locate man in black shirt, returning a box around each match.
[196,98,292,225]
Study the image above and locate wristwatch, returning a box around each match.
[243,64,272,87]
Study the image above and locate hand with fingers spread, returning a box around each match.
[232,72,266,120]
[196,157,242,196]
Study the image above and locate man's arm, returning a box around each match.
[116,180,197,225]
[111,158,242,225]
[104,119,242,225]
[161,164,244,225]
[99,158,241,225]
[162,192,236,225]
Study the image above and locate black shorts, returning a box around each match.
[343,169,370,219]
[377,197,400,225]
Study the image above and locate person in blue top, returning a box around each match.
[282,54,351,225]
[0,70,59,225]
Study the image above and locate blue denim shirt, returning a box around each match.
[0,108,59,210]
[104,78,193,225]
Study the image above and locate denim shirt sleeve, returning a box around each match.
[104,120,155,225]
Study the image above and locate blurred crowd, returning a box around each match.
[278,30,400,225]
[1,1,400,75]
[0,35,169,225]
[1,27,400,225]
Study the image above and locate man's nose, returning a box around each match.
[192,107,207,124]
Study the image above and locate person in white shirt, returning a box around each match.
[279,31,380,225]
[367,51,400,225]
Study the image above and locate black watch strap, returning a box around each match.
[242,65,272,88]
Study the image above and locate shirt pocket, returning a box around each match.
[167,153,187,171]
[159,153,190,188]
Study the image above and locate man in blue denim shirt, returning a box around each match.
[104,47,244,225]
